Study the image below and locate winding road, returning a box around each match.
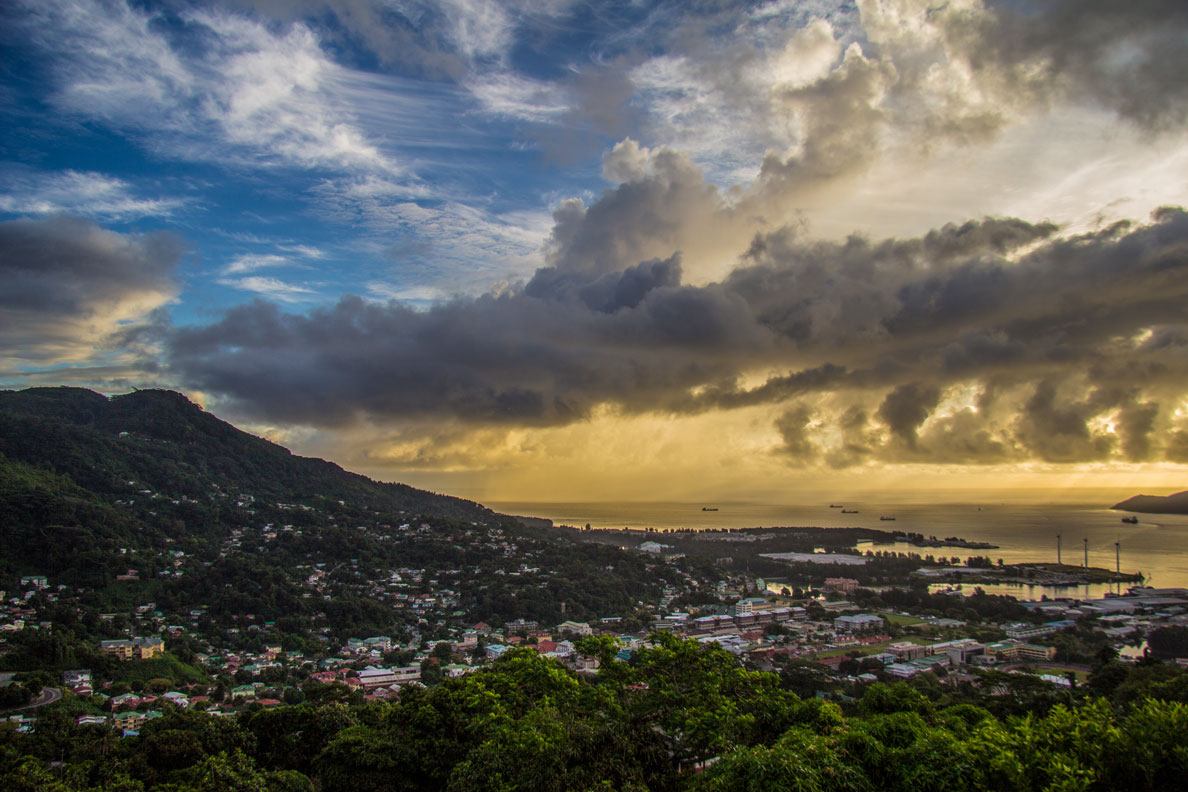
[0,686,61,714]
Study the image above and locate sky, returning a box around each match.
[2,0,1188,504]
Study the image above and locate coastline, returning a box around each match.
[491,500,1188,591]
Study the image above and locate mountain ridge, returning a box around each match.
[0,386,503,583]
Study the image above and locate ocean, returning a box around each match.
[488,500,1188,595]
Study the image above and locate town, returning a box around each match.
[5,508,1186,736]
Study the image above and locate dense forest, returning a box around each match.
[4,634,1187,791]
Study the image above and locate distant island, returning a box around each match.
[1112,490,1188,515]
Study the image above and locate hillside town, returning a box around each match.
[5,539,1188,735]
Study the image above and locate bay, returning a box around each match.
[489,500,1188,593]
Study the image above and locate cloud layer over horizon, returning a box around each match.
[164,203,1188,469]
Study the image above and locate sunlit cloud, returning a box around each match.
[0,215,180,369]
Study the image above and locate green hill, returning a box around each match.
[0,386,495,580]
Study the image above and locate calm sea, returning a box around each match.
[488,500,1188,596]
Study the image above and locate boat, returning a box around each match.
[701,507,719,511]
[1121,516,1138,524]
[841,509,859,514]
[880,516,896,521]
[829,504,843,508]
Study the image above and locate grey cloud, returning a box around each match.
[921,217,1060,260]
[0,216,181,365]
[759,42,896,184]
[824,405,875,469]
[775,405,819,466]
[912,410,1013,465]
[1166,431,1188,464]
[1016,380,1114,463]
[1117,401,1159,462]
[941,331,1027,374]
[528,251,682,311]
[166,283,766,427]
[678,364,854,413]
[966,0,1188,131]
[877,382,941,448]
[165,206,1188,468]
[533,148,720,282]
[583,254,682,313]
[1138,326,1188,351]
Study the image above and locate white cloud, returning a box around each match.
[465,72,571,123]
[222,253,290,275]
[365,281,448,304]
[0,169,186,220]
[361,201,553,295]
[216,275,317,302]
[437,0,516,61]
[21,0,403,176]
[278,244,326,259]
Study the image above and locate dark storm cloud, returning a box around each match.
[536,147,721,282]
[1118,401,1159,462]
[1166,431,1188,464]
[774,405,818,465]
[966,0,1188,131]
[167,282,768,427]
[1015,380,1114,463]
[166,205,1188,469]
[941,331,1028,375]
[675,364,856,413]
[877,383,941,449]
[0,216,181,364]
[527,252,682,312]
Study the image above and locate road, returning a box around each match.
[0,685,61,714]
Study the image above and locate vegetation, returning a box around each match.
[3,636,1187,791]
[0,387,686,651]
[4,386,1186,788]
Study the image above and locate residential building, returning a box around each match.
[556,620,593,636]
[985,640,1057,662]
[99,637,165,660]
[833,614,885,633]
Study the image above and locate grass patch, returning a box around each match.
[106,652,207,685]
[810,636,931,659]
[1027,664,1092,683]
[878,612,927,626]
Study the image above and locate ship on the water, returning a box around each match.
[880,516,896,521]
[1121,516,1138,524]
[701,507,719,511]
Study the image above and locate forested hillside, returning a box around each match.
[0,387,494,580]
[0,387,683,648]
[0,387,493,523]
[4,635,1187,791]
